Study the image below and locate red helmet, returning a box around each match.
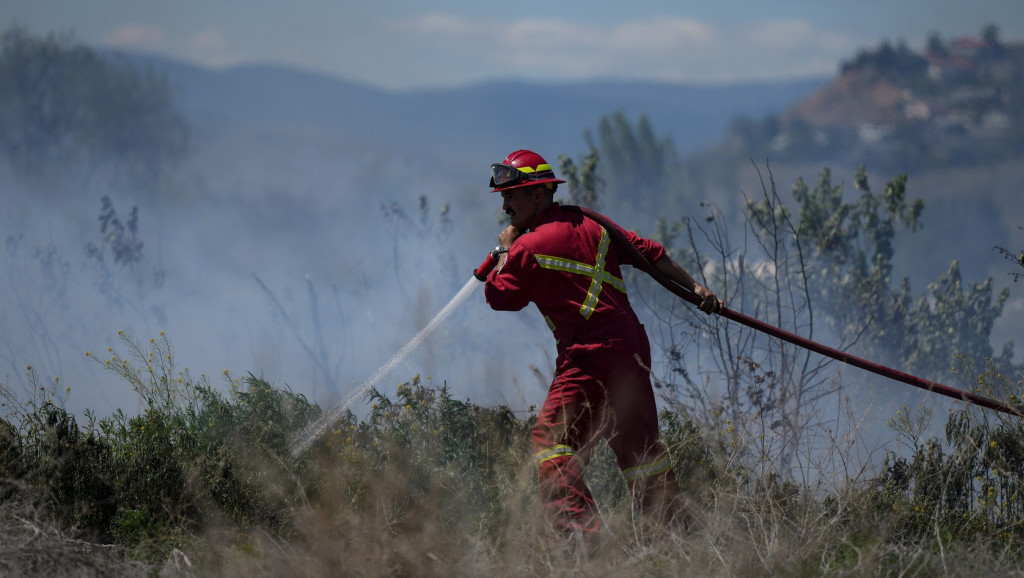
[489,149,566,192]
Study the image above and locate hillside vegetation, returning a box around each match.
[717,25,1024,172]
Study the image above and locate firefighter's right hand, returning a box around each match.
[497,225,521,249]
[694,285,724,315]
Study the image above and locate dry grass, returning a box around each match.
[141,477,1024,578]
[0,500,153,577]
[3,347,1024,577]
[4,441,1024,578]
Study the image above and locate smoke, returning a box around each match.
[3,50,1020,468]
[0,114,553,423]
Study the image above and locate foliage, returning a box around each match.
[89,196,145,268]
[84,195,167,323]
[0,27,188,192]
[778,166,1014,381]
[874,357,1024,550]
[0,367,113,535]
[1,334,1023,575]
[325,375,535,538]
[841,39,929,81]
[581,111,695,224]
[619,160,1017,504]
[994,226,1024,283]
[0,333,321,560]
[557,148,604,210]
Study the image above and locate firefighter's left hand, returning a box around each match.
[694,285,724,315]
[497,225,522,249]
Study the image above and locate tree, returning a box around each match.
[583,111,683,224]
[557,149,603,210]
[0,27,188,193]
[981,24,1002,49]
[926,32,948,59]
[787,167,1014,380]
[979,24,1006,61]
[841,38,928,81]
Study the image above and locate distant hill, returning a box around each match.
[706,31,1024,173]
[120,50,826,175]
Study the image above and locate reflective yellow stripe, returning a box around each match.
[544,315,560,344]
[534,227,625,320]
[622,455,672,482]
[517,163,552,174]
[535,444,575,464]
[580,231,611,317]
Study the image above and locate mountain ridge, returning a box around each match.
[116,50,827,167]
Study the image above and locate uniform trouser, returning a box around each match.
[532,326,687,535]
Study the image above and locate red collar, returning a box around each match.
[527,202,561,231]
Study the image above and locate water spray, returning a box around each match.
[291,246,508,456]
[290,276,482,456]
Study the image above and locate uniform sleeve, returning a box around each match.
[609,219,666,266]
[484,244,533,311]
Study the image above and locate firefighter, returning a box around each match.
[482,149,723,545]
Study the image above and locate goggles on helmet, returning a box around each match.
[490,163,554,188]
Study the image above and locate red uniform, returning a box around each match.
[485,203,686,536]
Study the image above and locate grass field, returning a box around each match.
[2,333,1024,577]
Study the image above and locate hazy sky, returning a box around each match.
[4,1,1024,90]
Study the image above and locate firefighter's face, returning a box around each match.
[501,185,544,230]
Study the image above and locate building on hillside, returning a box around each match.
[858,123,894,144]
[927,36,989,80]
[902,89,932,121]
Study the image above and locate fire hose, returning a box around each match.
[475,205,1023,418]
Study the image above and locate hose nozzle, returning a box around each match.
[473,250,498,281]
